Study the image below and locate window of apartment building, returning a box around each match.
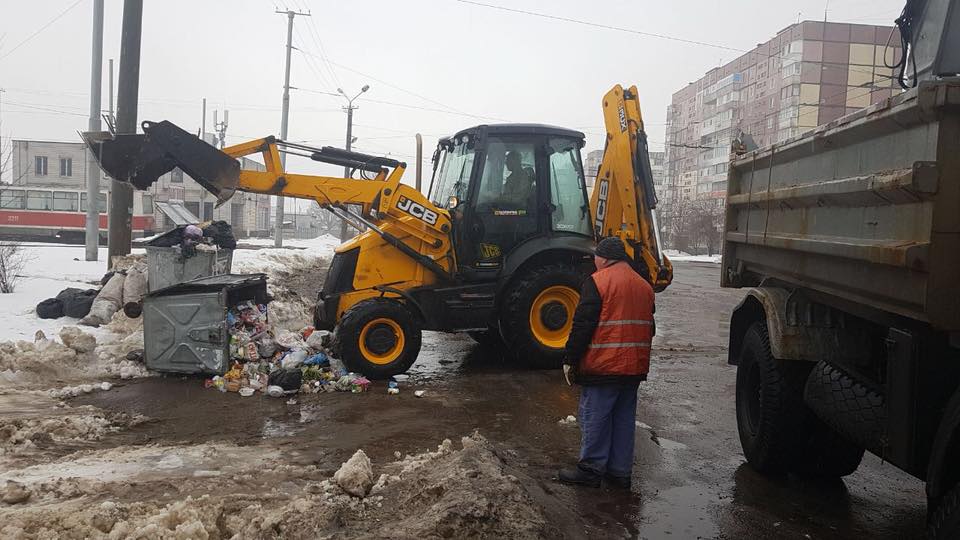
[171,168,184,183]
[142,193,154,214]
[80,192,107,212]
[782,62,802,78]
[34,156,48,176]
[780,85,801,99]
[59,157,73,177]
[52,191,79,211]
[26,190,52,210]
[0,189,26,209]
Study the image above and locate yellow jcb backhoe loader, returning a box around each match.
[86,84,672,378]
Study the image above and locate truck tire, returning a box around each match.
[792,421,865,477]
[928,483,960,539]
[803,359,886,452]
[499,263,583,369]
[331,298,422,380]
[735,321,811,474]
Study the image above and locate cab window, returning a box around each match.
[547,137,591,236]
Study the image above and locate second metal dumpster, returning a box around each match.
[143,274,268,375]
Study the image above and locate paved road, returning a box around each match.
[81,261,928,538]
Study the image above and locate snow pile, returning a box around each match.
[237,234,341,251]
[333,449,374,497]
[0,433,550,539]
[0,413,123,457]
[663,249,722,263]
[233,247,331,332]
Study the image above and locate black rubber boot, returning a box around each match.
[604,474,631,489]
[558,466,601,487]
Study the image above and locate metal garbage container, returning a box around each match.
[143,274,268,375]
[144,245,233,291]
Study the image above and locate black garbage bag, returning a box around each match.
[268,368,303,392]
[202,220,236,249]
[58,288,98,318]
[36,298,64,319]
[147,227,184,247]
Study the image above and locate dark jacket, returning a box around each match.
[564,264,655,385]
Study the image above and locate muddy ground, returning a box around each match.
[1,262,928,538]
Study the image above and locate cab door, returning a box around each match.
[460,135,546,271]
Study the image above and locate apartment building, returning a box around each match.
[665,20,903,204]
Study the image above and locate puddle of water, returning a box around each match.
[638,484,721,539]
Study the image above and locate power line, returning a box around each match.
[454,0,899,82]
[455,0,744,53]
[0,0,85,62]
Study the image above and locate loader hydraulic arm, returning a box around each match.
[84,120,455,279]
[590,85,673,291]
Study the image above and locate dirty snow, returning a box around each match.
[663,249,722,263]
[0,433,550,539]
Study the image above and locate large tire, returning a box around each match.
[331,298,422,380]
[499,263,584,369]
[735,321,814,474]
[803,359,887,452]
[929,483,960,539]
[736,322,866,478]
[792,420,865,477]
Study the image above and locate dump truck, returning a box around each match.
[724,78,960,537]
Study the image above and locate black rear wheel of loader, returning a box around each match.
[332,298,422,380]
[735,321,812,474]
[500,263,584,369]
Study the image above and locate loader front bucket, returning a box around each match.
[82,120,240,205]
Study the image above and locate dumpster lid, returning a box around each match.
[145,273,267,297]
[156,201,200,226]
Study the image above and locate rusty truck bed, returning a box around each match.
[722,80,960,332]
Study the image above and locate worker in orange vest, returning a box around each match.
[558,236,655,489]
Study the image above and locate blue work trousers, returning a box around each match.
[578,384,640,478]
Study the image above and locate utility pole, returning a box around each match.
[107,0,143,267]
[0,88,5,184]
[85,0,104,261]
[415,133,423,192]
[214,109,229,149]
[274,9,310,248]
[201,98,206,142]
[108,58,114,128]
[337,85,369,240]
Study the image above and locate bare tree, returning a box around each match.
[0,242,29,293]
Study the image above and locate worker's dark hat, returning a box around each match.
[594,237,629,261]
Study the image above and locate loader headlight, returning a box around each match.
[447,196,460,209]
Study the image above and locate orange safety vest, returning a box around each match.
[580,262,655,377]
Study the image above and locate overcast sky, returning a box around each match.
[1,0,905,185]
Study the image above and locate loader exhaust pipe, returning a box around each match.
[82,120,240,205]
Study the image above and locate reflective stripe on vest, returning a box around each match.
[580,262,655,377]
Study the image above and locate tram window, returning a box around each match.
[53,191,79,211]
[0,190,26,209]
[80,192,107,212]
[27,190,52,210]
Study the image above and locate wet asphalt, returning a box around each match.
[78,262,928,539]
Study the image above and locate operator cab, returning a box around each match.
[428,124,592,277]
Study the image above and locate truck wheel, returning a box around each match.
[792,421,865,477]
[735,321,811,474]
[803,359,886,452]
[929,483,960,539]
[500,263,583,369]
[331,298,422,380]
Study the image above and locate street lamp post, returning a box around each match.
[338,85,368,241]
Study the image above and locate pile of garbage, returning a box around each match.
[205,302,375,398]
[35,261,147,325]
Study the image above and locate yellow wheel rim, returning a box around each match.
[358,318,405,365]
[529,285,579,349]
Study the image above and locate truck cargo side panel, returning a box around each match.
[723,81,960,332]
